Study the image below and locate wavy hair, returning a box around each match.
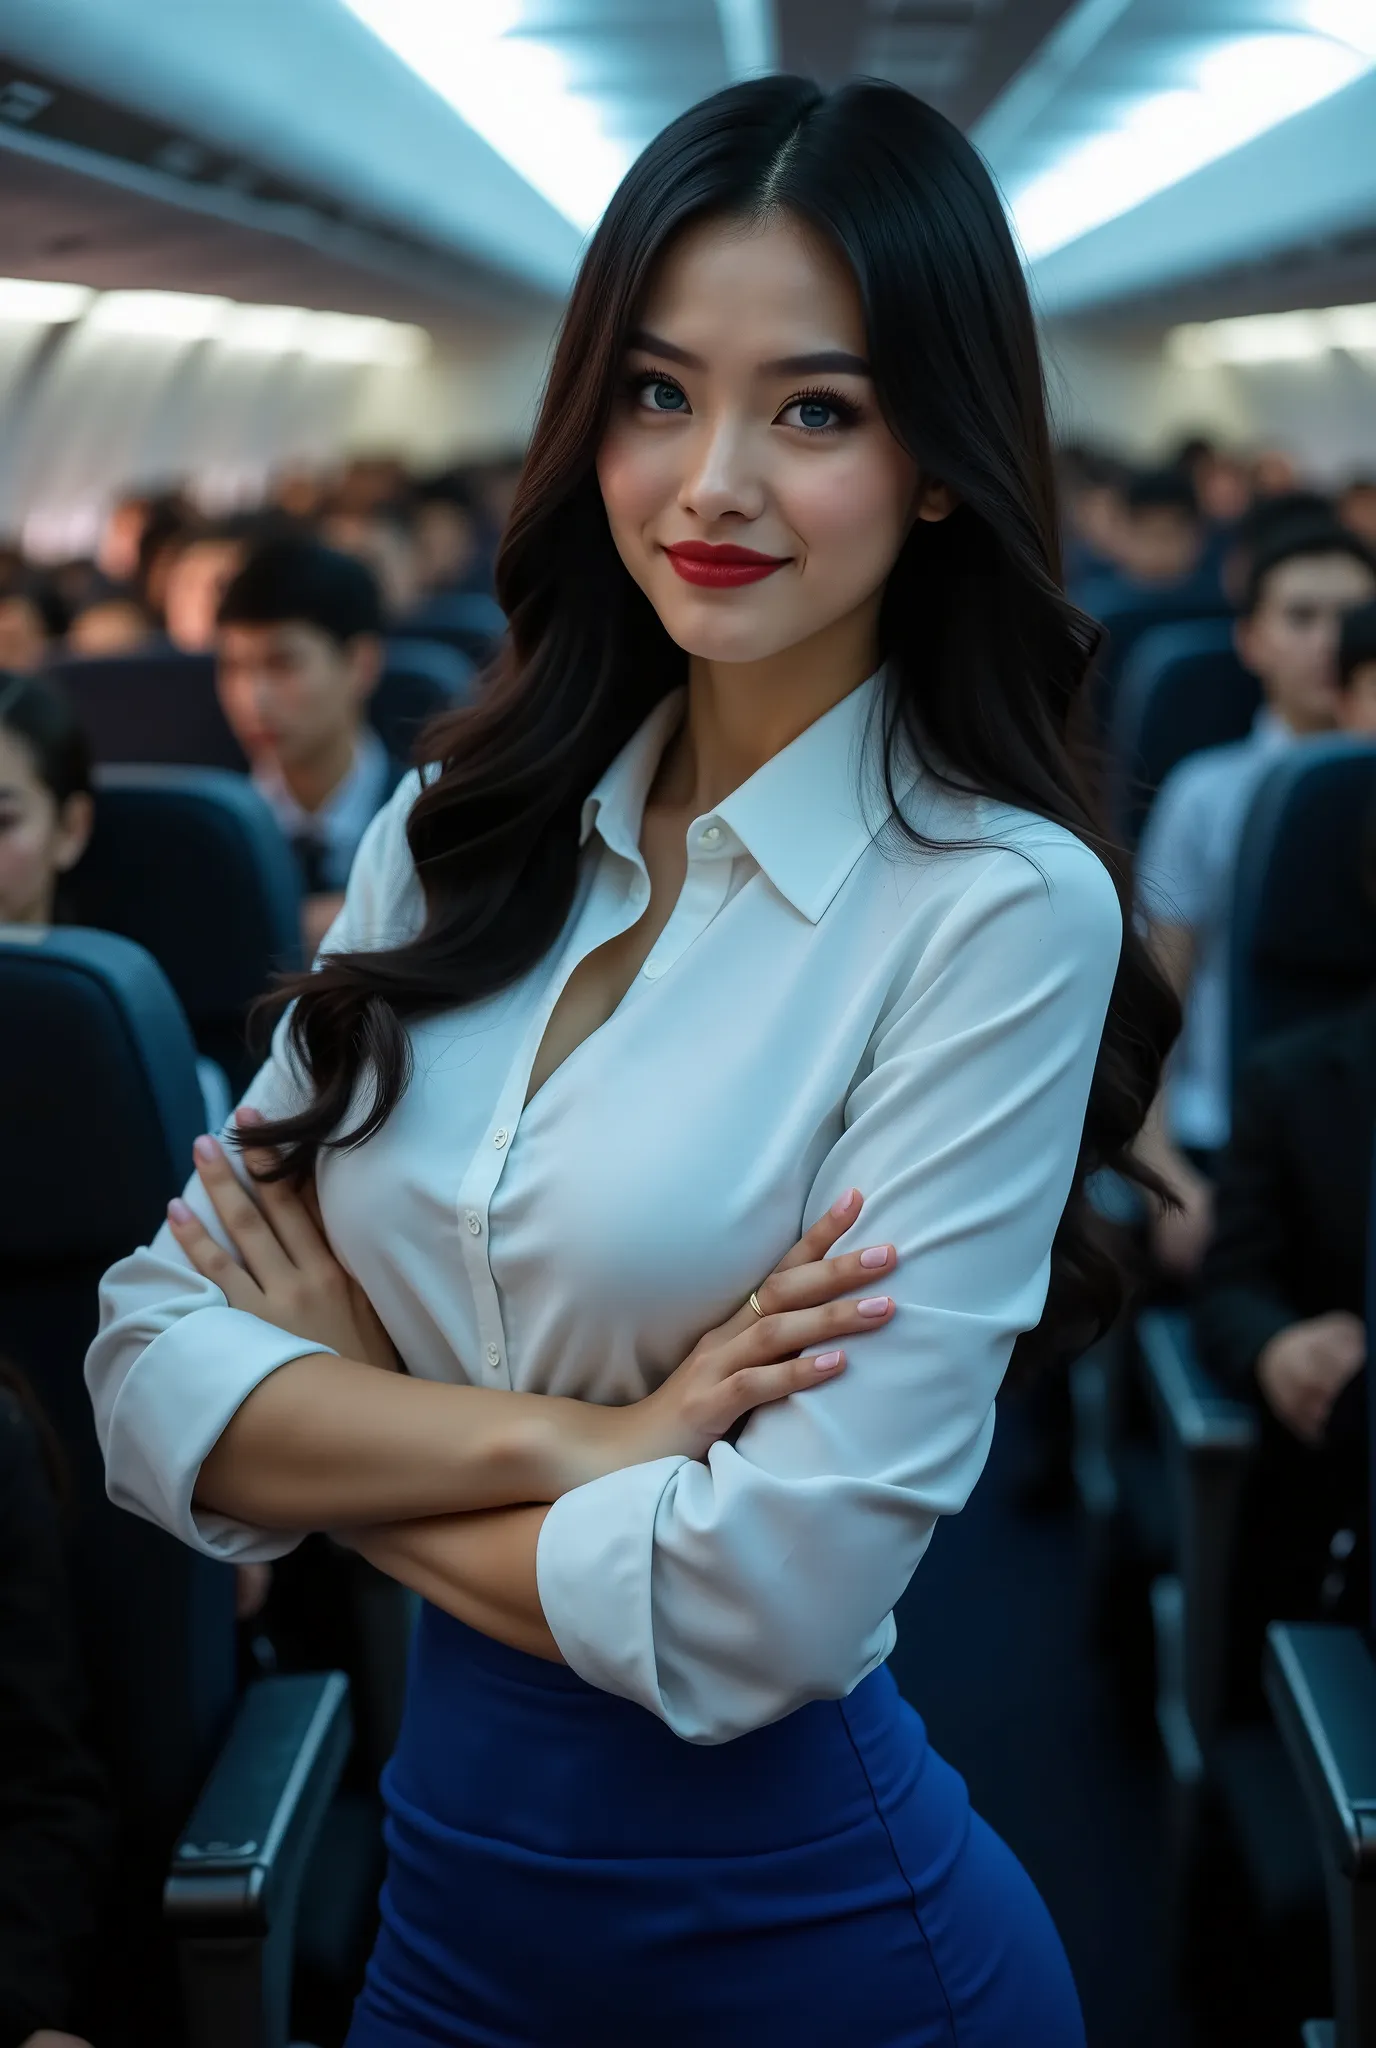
[244,75,1178,1372]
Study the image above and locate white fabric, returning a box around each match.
[252,724,392,891]
[87,671,1121,1743]
[1135,708,1298,1152]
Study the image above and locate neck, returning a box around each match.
[654,603,880,816]
[277,729,359,814]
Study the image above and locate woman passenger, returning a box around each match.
[87,77,1176,2046]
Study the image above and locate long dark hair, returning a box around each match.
[246,76,1178,1371]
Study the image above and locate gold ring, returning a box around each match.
[748,1290,765,1318]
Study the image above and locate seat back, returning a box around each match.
[1111,619,1260,846]
[0,926,237,2042]
[50,650,248,770]
[374,636,473,761]
[1080,581,1231,718]
[397,590,506,666]
[1229,738,1376,1091]
[68,767,302,1093]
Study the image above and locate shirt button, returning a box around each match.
[465,1210,482,1235]
[701,824,722,847]
[493,1127,509,1149]
[485,1343,501,1367]
[643,958,663,980]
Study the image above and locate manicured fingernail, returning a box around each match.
[858,1296,892,1318]
[193,1135,218,1162]
[831,1188,859,1218]
[167,1197,192,1224]
[813,1351,843,1372]
[236,1105,265,1126]
[859,1245,891,1269]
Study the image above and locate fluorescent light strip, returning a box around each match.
[0,279,428,365]
[1010,11,1376,262]
[340,0,633,232]
[1169,301,1376,366]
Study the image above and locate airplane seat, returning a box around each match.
[1143,742,1376,2018]
[48,650,248,771]
[67,766,304,1095]
[374,635,475,761]
[1228,739,1376,1088]
[397,589,506,667]
[0,925,352,2048]
[1111,619,1261,846]
[1079,581,1231,720]
[1265,1134,1376,2048]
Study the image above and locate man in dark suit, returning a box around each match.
[1194,989,1376,1707]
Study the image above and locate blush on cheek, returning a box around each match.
[785,463,914,585]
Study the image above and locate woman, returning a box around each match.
[87,77,1175,2046]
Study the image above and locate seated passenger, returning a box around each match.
[1341,478,1376,554]
[1337,599,1376,734]
[1194,967,1376,1706]
[0,584,69,675]
[0,675,94,924]
[1135,523,1376,1273]
[162,517,264,654]
[1110,467,1209,594]
[63,596,154,660]
[411,472,488,597]
[215,539,403,953]
[320,500,423,621]
[0,1362,112,2048]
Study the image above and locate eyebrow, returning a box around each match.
[627,328,870,378]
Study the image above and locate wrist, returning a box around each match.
[503,1395,626,1501]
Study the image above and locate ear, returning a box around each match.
[53,790,95,875]
[913,476,957,526]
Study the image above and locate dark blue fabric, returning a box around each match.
[346,1607,1084,2048]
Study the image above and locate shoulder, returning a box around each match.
[895,782,1123,968]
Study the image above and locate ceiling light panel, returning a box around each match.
[1169,300,1376,366]
[983,0,1376,262]
[0,278,96,325]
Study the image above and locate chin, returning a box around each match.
[654,595,810,668]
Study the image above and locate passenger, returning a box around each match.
[214,538,401,954]
[1220,487,1333,608]
[1110,467,1209,592]
[129,490,195,625]
[1057,443,1131,585]
[0,1361,112,2048]
[90,76,1178,2048]
[1193,854,1376,1704]
[162,517,261,654]
[0,675,94,926]
[1135,523,1376,1273]
[62,596,155,659]
[320,501,423,621]
[1337,599,1376,733]
[1340,474,1376,552]
[412,472,486,596]
[0,583,70,673]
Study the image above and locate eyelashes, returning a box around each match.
[626,367,861,434]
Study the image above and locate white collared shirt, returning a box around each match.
[1135,706,1300,1151]
[87,672,1121,1743]
[252,725,393,892]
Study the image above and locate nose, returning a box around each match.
[677,412,767,526]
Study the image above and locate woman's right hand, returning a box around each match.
[562,1187,895,1487]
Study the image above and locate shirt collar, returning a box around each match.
[579,670,908,925]
[1252,705,1302,751]
[254,725,389,849]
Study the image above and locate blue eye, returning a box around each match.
[796,399,834,430]
[638,377,688,413]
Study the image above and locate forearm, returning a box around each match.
[193,1351,597,1532]
[341,1505,561,1662]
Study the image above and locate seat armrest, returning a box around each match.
[1266,1627,1376,2048]
[1139,1310,1258,1761]
[1265,1627,1376,1882]
[165,1671,352,2048]
[1139,1309,1259,1455]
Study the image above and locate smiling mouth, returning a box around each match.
[663,541,790,588]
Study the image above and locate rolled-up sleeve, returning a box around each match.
[536,835,1123,1742]
[85,772,424,1561]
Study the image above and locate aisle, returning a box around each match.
[889,1392,1181,2048]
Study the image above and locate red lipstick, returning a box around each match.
[663,541,789,588]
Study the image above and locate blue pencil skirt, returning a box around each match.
[346,1606,1084,2048]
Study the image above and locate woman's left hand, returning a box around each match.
[166,1109,399,1371]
